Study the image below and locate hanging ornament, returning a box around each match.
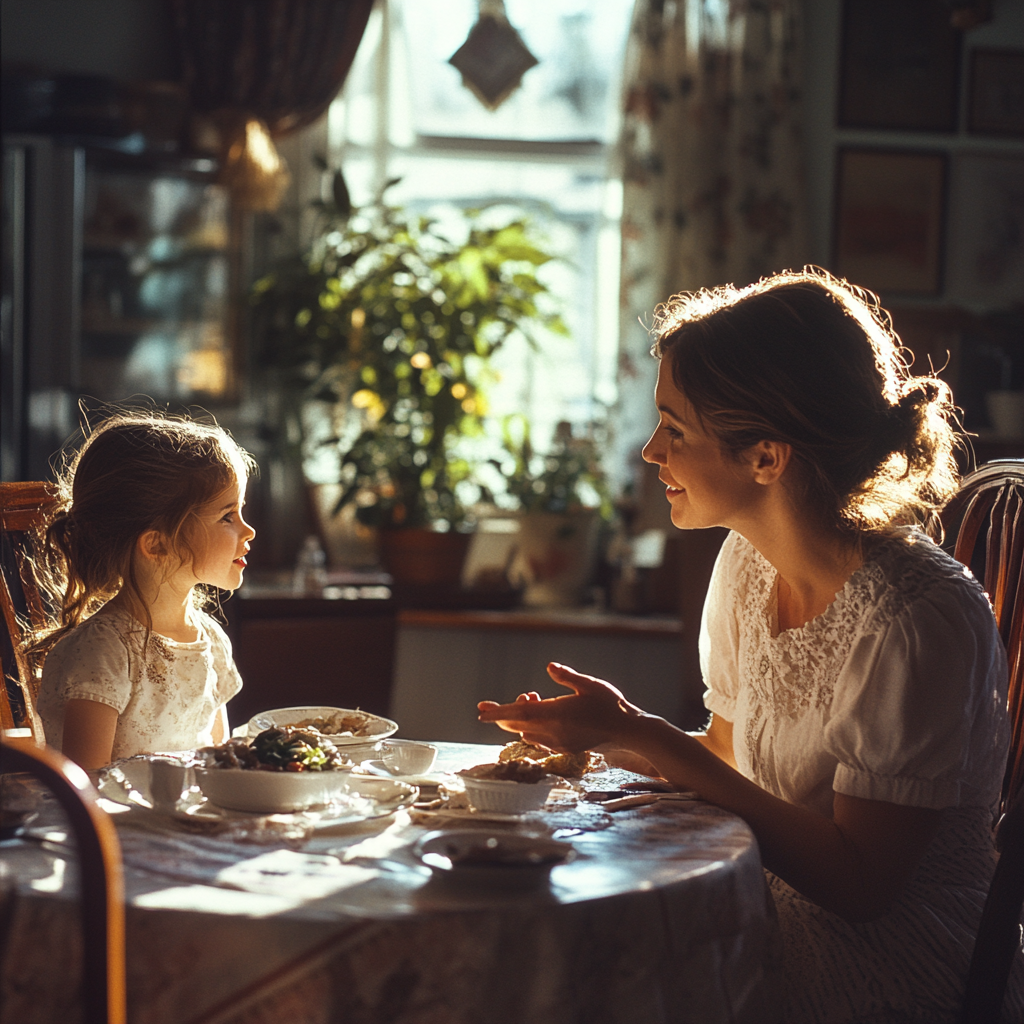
[448,0,539,111]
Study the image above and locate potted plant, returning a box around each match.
[489,416,613,607]
[250,166,566,585]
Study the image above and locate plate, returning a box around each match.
[246,706,399,748]
[414,829,576,887]
[359,759,453,788]
[97,758,417,828]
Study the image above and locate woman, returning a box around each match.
[478,269,1022,1023]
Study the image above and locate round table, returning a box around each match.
[0,742,780,1024]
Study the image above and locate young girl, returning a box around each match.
[479,269,1023,1023]
[32,412,256,770]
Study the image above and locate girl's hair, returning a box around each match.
[651,267,960,538]
[27,412,256,656]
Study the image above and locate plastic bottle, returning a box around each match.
[292,535,328,595]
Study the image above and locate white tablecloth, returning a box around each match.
[0,742,780,1024]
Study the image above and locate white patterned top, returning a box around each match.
[38,605,243,761]
[700,528,1022,1023]
[701,528,1008,817]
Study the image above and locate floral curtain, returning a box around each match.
[614,0,809,469]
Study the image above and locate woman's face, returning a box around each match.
[641,362,762,532]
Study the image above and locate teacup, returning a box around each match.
[381,740,438,776]
[149,758,191,812]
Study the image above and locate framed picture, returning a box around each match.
[833,148,947,296]
[946,154,1024,304]
[838,0,960,132]
[967,48,1024,137]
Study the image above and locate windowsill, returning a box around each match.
[398,607,681,638]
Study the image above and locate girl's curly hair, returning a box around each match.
[26,411,256,658]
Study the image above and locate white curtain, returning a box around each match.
[614,0,809,474]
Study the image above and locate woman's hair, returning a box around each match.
[27,411,256,656]
[651,267,960,538]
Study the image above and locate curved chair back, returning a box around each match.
[1,482,58,739]
[941,460,1024,819]
[0,735,126,1024]
[942,460,1024,1024]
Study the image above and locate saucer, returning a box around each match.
[359,759,452,788]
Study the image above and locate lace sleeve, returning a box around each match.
[825,582,1009,810]
[700,532,747,721]
[202,614,244,706]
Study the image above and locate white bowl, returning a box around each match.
[460,774,556,814]
[415,829,575,886]
[195,766,351,813]
[246,706,398,748]
[381,739,437,775]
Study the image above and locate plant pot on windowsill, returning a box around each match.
[377,527,472,588]
[511,509,601,608]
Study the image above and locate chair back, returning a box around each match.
[1,482,58,739]
[942,460,1024,1024]
[941,460,1024,819]
[0,735,126,1024]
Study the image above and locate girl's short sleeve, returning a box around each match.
[700,532,746,721]
[824,581,1008,809]
[40,618,133,714]
[204,616,244,705]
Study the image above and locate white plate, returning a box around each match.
[246,706,398,747]
[358,759,453,788]
[414,829,575,887]
[97,759,417,828]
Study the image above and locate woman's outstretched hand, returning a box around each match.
[477,662,645,753]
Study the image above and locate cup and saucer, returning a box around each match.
[359,739,450,787]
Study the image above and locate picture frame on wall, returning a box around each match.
[838,0,960,132]
[967,48,1024,137]
[946,153,1024,305]
[833,148,947,296]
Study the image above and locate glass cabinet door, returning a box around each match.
[80,158,234,405]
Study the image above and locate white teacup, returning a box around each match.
[381,740,438,776]
[149,758,190,812]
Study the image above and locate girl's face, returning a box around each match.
[641,363,762,532]
[184,477,256,592]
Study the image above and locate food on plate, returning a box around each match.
[458,760,550,784]
[497,740,604,778]
[196,727,351,772]
[289,712,376,737]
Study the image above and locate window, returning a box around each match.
[326,0,632,487]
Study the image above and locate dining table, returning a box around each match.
[0,740,781,1024]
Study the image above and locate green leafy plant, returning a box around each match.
[490,415,613,519]
[250,167,567,530]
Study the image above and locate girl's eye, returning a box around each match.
[221,512,236,523]
[665,425,683,441]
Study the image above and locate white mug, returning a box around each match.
[149,759,190,812]
[381,740,438,775]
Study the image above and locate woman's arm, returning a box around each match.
[61,698,118,771]
[479,662,941,922]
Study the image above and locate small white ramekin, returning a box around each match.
[460,775,556,814]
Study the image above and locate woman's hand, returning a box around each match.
[477,662,647,753]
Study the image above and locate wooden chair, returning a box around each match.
[0,735,126,1024]
[941,460,1024,1024]
[1,481,58,739]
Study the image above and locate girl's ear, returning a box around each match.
[136,529,169,563]
[748,440,792,485]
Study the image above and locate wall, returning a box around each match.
[1,0,176,80]
[801,0,1024,295]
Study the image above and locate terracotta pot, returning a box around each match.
[511,510,600,607]
[377,528,472,587]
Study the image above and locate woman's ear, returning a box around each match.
[748,440,792,485]
[136,529,169,563]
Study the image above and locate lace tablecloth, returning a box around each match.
[0,742,780,1024]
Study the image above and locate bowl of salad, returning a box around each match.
[194,727,354,812]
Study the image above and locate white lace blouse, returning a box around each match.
[700,528,1008,818]
[38,605,243,761]
[699,528,1021,1023]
